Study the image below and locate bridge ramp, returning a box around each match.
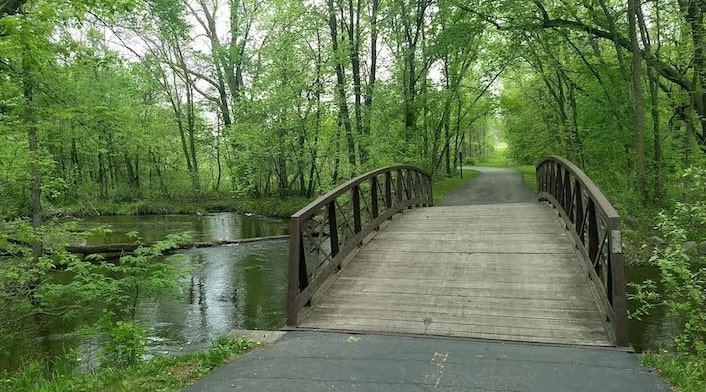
[299,203,612,346]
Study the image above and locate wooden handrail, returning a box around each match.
[536,156,628,346]
[287,166,433,326]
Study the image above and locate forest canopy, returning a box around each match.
[2,0,705,222]
[2,0,706,389]
[0,0,504,221]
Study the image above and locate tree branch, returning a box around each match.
[456,2,691,92]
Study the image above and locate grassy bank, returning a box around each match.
[642,353,706,392]
[53,169,483,220]
[51,195,311,220]
[1,336,255,392]
[432,169,481,204]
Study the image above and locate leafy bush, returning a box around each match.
[1,221,192,372]
[633,167,706,356]
[101,321,149,367]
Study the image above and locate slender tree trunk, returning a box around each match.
[215,129,222,192]
[328,0,357,172]
[684,1,706,151]
[149,149,167,195]
[628,0,648,202]
[348,0,365,165]
[22,58,41,228]
[361,0,379,165]
[635,0,663,200]
[20,22,42,258]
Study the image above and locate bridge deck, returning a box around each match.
[299,202,612,346]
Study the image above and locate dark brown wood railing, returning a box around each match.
[536,156,628,346]
[287,166,433,326]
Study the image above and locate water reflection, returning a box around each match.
[76,212,288,245]
[136,241,289,355]
[627,266,676,353]
[1,213,290,371]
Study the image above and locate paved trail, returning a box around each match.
[438,167,535,206]
[186,331,668,392]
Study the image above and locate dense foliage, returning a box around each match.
[2,0,706,389]
[0,0,498,221]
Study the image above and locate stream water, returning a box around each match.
[1,213,289,371]
[1,212,671,372]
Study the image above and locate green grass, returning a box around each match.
[52,195,311,220]
[479,148,512,167]
[54,169,487,219]
[53,167,487,220]
[432,169,481,204]
[1,336,256,392]
[642,353,706,392]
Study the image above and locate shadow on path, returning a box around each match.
[439,167,536,206]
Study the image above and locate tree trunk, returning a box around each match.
[348,0,365,165]
[628,0,648,203]
[22,65,41,228]
[21,24,42,258]
[361,0,379,165]
[328,0,357,172]
[635,0,663,201]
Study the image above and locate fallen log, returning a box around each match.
[66,235,290,255]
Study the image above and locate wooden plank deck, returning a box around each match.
[298,203,613,346]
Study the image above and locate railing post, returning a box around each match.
[396,169,403,204]
[411,171,417,205]
[406,169,413,209]
[555,165,563,202]
[352,185,362,234]
[371,177,379,219]
[575,179,584,241]
[608,220,628,346]
[385,172,393,208]
[588,199,599,265]
[427,175,433,205]
[287,218,303,326]
[544,163,550,193]
[328,201,339,257]
[563,170,571,215]
[536,164,542,193]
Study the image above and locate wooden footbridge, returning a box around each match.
[286,157,628,347]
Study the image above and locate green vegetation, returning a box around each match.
[1,224,192,386]
[1,0,497,225]
[2,0,706,389]
[642,353,706,392]
[53,195,311,220]
[1,336,255,392]
[432,170,481,204]
[630,168,706,391]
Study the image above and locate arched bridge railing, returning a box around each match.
[287,166,433,326]
[536,156,628,346]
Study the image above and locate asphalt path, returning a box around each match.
[438,167,536,206]
[186,331,669,392]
